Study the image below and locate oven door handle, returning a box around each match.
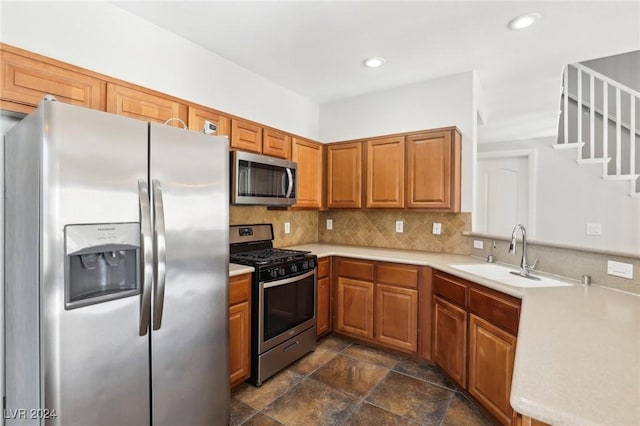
[262,269,315,289]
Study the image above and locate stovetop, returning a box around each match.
[230,248,312,267]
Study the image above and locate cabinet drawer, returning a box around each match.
[433,272,467,308]
[376,263,418,289]
[229,274,251,306]
[317,258,330,278]
[336,259,374,281]
[468,288,520,335]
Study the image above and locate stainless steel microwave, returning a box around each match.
[231,151,297,206]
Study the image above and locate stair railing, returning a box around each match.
[560,62,639,195]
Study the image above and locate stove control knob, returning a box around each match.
[290,264,298,273]
[309,260,315,269]
[302,261,308,270]
[270,269,278,278]
[279,268,285,276]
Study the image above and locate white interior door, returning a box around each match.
[477,154,531,236]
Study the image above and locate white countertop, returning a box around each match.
[229,263,254,277]
[279,243,640,425]
[511,285,640,426]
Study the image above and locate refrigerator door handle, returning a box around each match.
[138,180,153,336]
[285,168,294,198]
[152,179,167,330]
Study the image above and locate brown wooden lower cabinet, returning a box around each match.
[375,284,418,352]
[229,273,251,388]
[335,276,374,339]
[514,414,550,426]
[469,313,517,425]
[433,296,467,387]
[316,257,331,337]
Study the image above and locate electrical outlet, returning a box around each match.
[607,260,633,279]
[586,223,602,235]
[432,222,442,235]
[326,219,333,230]
[473,240,484,249]
[284,222,291,234]
[395,220,403,233]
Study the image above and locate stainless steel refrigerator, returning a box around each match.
[4,99,230,425]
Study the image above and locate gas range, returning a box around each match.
[229,224,317,386]
[229,224,316,281]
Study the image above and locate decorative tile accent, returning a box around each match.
[230,206,318,248]
[319,211,471,255]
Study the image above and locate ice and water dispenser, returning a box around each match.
[64,223,140,309]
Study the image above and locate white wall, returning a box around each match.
[0,1,320,140]
[478,137,640,255]
[319,71,477,212]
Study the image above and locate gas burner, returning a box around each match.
[230,248,310,266]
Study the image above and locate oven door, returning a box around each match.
[258,269,316,353]
[231,151,297,206]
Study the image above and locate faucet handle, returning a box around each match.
[526,258,538,271]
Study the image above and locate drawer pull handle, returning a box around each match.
[283,340,300,352]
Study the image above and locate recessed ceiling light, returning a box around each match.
[507,12,541,30]
[363,57,386,68]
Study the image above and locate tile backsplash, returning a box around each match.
[230,206,318,247]
[318,211,471,255]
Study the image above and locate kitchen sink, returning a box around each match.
[450,263,573,288]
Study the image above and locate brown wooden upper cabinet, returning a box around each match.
[367,137,405,208]
[188,105,231,138]
[106,83,188,127]
[0,46,105,114]
[406,129,461,211]
[230,118,263,154]
[327,142,363,209]
[291,137,324,209]
[263,128,291,159]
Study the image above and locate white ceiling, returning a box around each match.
[113,1,640,143]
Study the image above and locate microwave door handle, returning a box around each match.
[285,168,293,198]
[152,179,167,330]
[138,180,153,336]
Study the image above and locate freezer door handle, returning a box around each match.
[138,180,153,336]
[152,179,167,330]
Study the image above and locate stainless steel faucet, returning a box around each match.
[508,224,539,280]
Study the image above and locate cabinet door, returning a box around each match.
[433,296,467,387]
[291,138,324,209]
[375,284,418,353]
[1,49,105,114]
[187,105,231,137]
[406,130,460,211]
[317,276,331,337]
[367,137,405,208]
[106,83,187,127]
[231,118,262,153]
[263,128,291,159]
[335,277,373,339]
[469,314,517,425]
[229,274,251,388]
[229,301,250,387]
[327,142,362,208]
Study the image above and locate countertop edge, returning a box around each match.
[229,264,254,277]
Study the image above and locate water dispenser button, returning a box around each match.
[80,253,98,270]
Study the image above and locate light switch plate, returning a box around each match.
[284,222,291,234]
[432,222,442,235]
[326,219,333,230]
[473,240,484,249]
[607,260,633,279]
[395,221,403,233]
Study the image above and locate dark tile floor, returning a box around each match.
[231,335,496,426]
